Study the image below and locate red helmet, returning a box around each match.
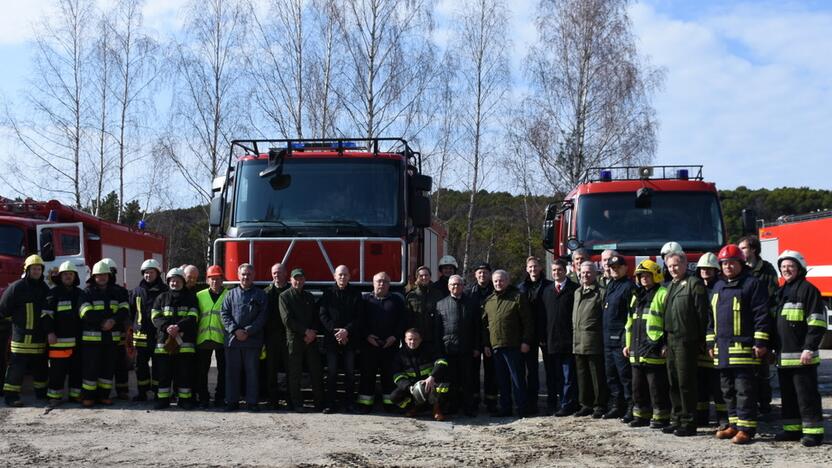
[718,244,745,263]
[206,265,224,278]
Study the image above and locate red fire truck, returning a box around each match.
[758,211,832,332]
[542,165,727,271]
[208,138,444,291]
[0,199,166,293]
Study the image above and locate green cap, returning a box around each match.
[290,268,305,278]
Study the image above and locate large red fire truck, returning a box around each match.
[0,199,166,293]
[542,165,727,271]
[758,211,832,333]
[208,138,444,291]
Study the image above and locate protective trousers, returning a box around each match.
[357,345,396,408]
[3,353,48,399]
[778,366,824,439]
[720,367,758,435]
[82,343,116,401]
[156,353,194,402]
[696,367,726,425]
[666,338,699,430]
[47,353,82,400]
[287,342,324,408]
[134,343,156,396]
[631,364,670,423]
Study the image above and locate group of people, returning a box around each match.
[0,240,825,447]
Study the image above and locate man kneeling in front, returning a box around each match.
[390,328,450,421]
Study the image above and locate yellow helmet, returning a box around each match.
[58,261,78,274]
[635,259,663,284]
[23,254,45,271]
[91,260,111,276]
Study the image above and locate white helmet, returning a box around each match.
[58,261,78,274]
[696,252,719,270]
[166,267,186,282]
[661,241,684,257]
[141,259,162,274]
[91,260,111,276]
[409,380,436,406]
[438,255,458,270]
[101,257,118,271]
[777,250,807,270]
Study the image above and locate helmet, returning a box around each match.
[718,244,745,263]
[206,265,224,278]
[634,259,663,284]
[660,241,684,257]
[23,254,45,271]
[58,261,78,274]
[777,250,807,270]
[140,259,162,274]
[438,255,458,270]
[409,380,435,406]
[91,260,112,276]
[166,267,186,282]
[696,252,719,270]
[101,258,118,271]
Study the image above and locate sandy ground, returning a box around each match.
[2,352,831,467]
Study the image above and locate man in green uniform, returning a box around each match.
[280,268,324,411]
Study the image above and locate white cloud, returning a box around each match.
[630,1,832,190]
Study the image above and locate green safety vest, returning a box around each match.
[196,288,228,346]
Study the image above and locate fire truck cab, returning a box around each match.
[209,138,443,291]
[542,165,727,272]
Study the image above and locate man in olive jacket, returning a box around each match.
[482,270,533,417]
[572,261,608,418]
[280,268,324,411]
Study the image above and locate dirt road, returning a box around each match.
[2,353,831,467]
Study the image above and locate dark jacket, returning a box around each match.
[572,283,604,355]
[151,288,199,353]
[540,278,579,354]
[435,293,480,356]
[603,277,635,347]
[80,283,129,347]
[0,276,50,354]
[706,270,771,368]
[279,286,321,353]
[319,284,363,350]
[42,284,84,348]
[264,282,289,345]
[392,344,448,391]
[221,285,268,349]
[664,273,710,345]
[482,286,533,350]
[361,293,406,344]
[749,258,779,304]
[405,284,444,347]
[517,276,554,344]
[466,282,493,308]
[130,278,168,344]
[625,285,668,366]
[774,276,826,367]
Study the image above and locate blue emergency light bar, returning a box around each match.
[288,141,359,150]
[599,170,613,182]
[676,169,689,180]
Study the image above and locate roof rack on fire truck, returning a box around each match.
[583,165,704,183]
[228,137,422,173]
[761,209,832,228]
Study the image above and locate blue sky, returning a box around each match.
[1,0,831,204]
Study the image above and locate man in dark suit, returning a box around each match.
[540,258,580,416]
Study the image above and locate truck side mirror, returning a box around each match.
[410,195,431,228]
[741,208,756,235]
[39,228,55,262]
[209,196,223,228]
[635,187,653,208]
[409,174,432,192]
[542,218,555,250]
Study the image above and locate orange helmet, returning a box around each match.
[206,265,224,278]
[718,244,745,264]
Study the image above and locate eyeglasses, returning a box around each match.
[449,283,463,287]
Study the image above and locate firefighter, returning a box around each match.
[195,265,228,408]
[435,255,458,298]
[467,262,497,412]
[516,256,552,415]
[624,260,670,429]
[663,250,710,436]
[601,255,635,421]
[391,328,450,421]
[129,258,168,401]
[695,252,726,426]
[772,250,825,447]
[405,266,443,353]
[357,271,406,414]
[1,254,50,406]
[43,261,84,406]
[101,258,131,399]
[79,260,129,407]
[280,268,324,412]
[151,267,199,410]
[707,244,771,444]
[738,235,778,415]
[263,262,290,409]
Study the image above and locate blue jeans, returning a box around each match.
[494,347,527,413]
[549,352,577,411]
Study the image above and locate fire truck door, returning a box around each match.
[36,222,91,286]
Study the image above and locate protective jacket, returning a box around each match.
[196,288,228,347]
[130,278,168,346]
[80,283,129,346]
[392,344,448,392]
[0,276,50,355]
[774,277,826,367]
[42,284,84,356]
[151,289,199,355]
[626,285,668,365]
[706,271,771,368]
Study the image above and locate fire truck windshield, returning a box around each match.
[234,158,402,235]
[576,191,724,253]
[0,225,25,256]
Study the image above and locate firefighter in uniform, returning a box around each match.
[708,244,771,444]
[195,265,228,408]
[405,266,443,354]
[151,267,199,410]
[43,261,84,405]
[624,260,671,429]
[695,252,726,426]
[1,255,50,406]
[772,250,825,447]
[663,250,710,436]
[467,262,498,412]
[129,259,168,401]
[101,258,131,399]
[357,272,406,413]
[391,328,450,421]
[79,260,129,407]
[601,255,635,421]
